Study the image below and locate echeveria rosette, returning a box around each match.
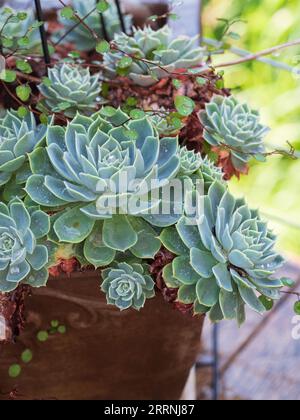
[199,95,269,171]
[0,110,47,198]
[0,199,50,293]
[179,147,202,176]
[38,64,102,118]
[104,25,204,87]
[101,262,155,311]
[198,157,224,192]
[161,181,284,324]
[0,7,41,53]
[53,0,132,51]
[26,110,179,257]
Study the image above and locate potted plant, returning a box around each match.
[0,1,292,400]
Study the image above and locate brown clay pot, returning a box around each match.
[0,272,204,400]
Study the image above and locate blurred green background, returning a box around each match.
[202,0,300,258]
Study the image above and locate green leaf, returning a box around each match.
[61,6,74,19]
[174,95,195,117]
[17,36,30,47]
[100,106,117,117]
[21,349,33,364]
[9,364,22,378]
[16,84,31,102]
[130,109,146,119]
[58,325,67,334]
[17,106,28,118]
[118,56,133,69]
[54,207,95,243]
[294,301,300,315]
[259,295,274,311]
[37,331,49,342]
[172,79,182,89]
[196,77,207,86]
[103,215,138,251]
[281,277,295,288]
[0,69,16,83]
[96,40,110,54]
[97,0,110,13]
[42,76,52,87]
[16,60,32,74]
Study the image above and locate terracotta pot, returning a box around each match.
[0,272,204,400]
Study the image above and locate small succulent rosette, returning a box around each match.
[0,110,47,199]
[38,64,102,118]
[101,262,155,311]
[0,199,50,293]
[104,25,204,86]
[199,95,269,171]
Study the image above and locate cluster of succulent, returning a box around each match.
[0,14,286,322]
[161,181,284,324]
[199,95,269,171]
[53,0,132,51]
[104,25,204,86]
[0,110,47,200]
[0,6,41,53]
[0,198,50,293]
[38,64,103,118]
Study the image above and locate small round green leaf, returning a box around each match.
[175,95,195,117]
[96,40,110,54]
[9,364,22,378]
[294,301,300,315]
[37,331,49,342]
[97,0,110,13]
[21,349,33,364]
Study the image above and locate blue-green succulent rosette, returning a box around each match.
[0,110,47,199]
[0,199,50,293]
[161,181,285,324]
[199,95,269,171]
[101,261,155,311]
[25,109,184,267]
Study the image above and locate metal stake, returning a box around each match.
[34,0,51,65]
[114,0,126,34]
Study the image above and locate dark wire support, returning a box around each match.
[114,0,127,34]
[100,12,110,42]
[34,0,51,65]
[196,324,220,401]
